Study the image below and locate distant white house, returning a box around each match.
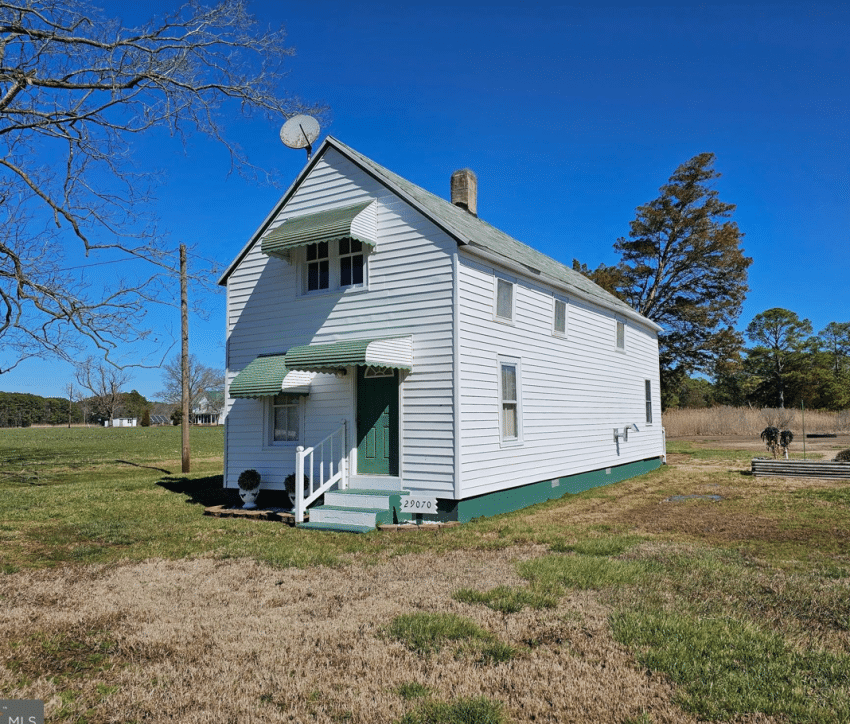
[193,391,225,425]
[104,417,137,427]
[218,137,664,531]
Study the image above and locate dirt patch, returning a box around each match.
[0,553,698,724]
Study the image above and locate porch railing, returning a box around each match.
[294,420,348,523]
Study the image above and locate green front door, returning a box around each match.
[356,367,399,475]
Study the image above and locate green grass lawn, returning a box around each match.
[2,427,849,723]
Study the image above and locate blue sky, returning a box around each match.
[2,0,848,400]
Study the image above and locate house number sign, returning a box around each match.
[400,495,438,514]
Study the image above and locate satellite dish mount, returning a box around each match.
[280,114,321,161]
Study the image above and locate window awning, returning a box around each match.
[285,336,413,374]
[261,200,377,259]
[229,354,313,398]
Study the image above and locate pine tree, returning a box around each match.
[576,153,752,404]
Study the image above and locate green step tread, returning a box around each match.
[297,522,375,534]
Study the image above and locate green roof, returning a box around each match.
[285,336,413,373]
[229,354,289,398]
[261,201,374,258]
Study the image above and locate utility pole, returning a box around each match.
[181,244,190,473]
[67,382,74,428]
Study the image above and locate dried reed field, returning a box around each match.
[662,405,850,438]
[1,428,849,723]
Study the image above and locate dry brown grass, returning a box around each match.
[0,553,697,724]
[662,406,850,437]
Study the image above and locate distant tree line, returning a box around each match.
[0,392,82,428]
[665,308,850,411]
[0,389,156,428]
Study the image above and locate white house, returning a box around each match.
[193,391,225,426]
[104,417,137,428]
[219,137,665,531]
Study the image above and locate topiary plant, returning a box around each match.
[284,473,309,507]
[760,426,780,458]
[237,469,261,491]
[835,449,850,462]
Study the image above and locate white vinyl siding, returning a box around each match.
[458,252,663,499]
[224,148,455,495]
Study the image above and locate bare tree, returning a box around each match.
[0,0,324,373]
[157,353,223,421]
[75,357,132,425]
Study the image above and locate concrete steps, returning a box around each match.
[298,477,411,533]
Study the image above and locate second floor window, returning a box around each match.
[304,238,366,294]
[306,241,330,291]
[339,237,364,287]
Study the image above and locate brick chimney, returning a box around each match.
[451,168,477,216]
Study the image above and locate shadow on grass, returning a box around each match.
[117,459,172,475]
[157,474,235,507]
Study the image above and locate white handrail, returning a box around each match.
[295,420,348,523]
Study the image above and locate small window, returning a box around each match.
[616,320,625,349]
[553,299,566,336]
[496,278,514,321]
[645,380,653,424]
[499,361,520,443]
[339,237,364,287]
[272,393,300,443]
[306,242,330,291]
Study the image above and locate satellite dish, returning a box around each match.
[280,114,321,160]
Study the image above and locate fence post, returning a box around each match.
[295,446,305,523]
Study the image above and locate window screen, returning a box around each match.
[554,299,566,335]
[496,279,513,320]
[501,363,518,440]
[272,393,300,442]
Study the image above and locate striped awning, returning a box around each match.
[285,336,413,374]
[261,201,377,258]
[229,355,313,398]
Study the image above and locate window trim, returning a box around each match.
[298,238,368,296]
[494,275,515,323]
[645,379,653,425]
[265,393,303,447]
[498,356,523,446]
[616,319,626,351]
[553,296,567,337]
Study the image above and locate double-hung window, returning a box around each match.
[499,358,522,444]
[616,320,625,350]
[303,237,366,294]
[645,380,653,424]
[271,393,300,443]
